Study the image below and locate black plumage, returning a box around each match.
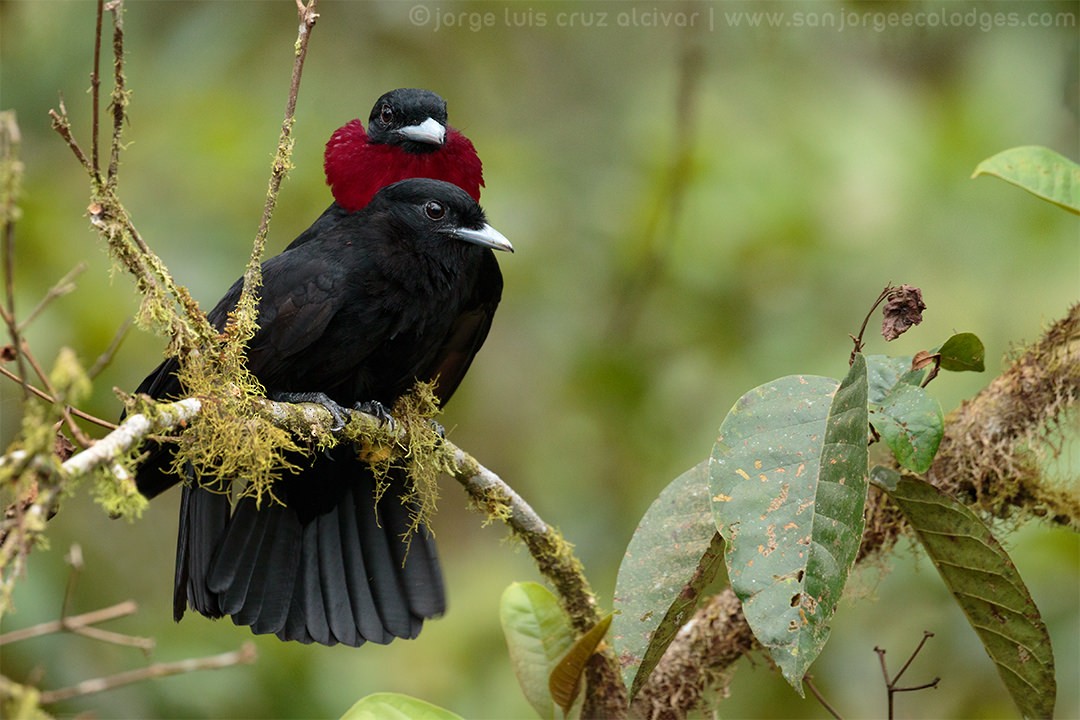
[131,178,511,646]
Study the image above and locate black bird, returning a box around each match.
[131,178,512,646]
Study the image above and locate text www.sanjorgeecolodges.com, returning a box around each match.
[408,4,1076,33]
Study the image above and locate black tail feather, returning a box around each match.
[172,459,444,647]
[174,481,229,621]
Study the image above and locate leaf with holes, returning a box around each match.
[710,356,869,693]
[612,460,726,700]
[885,474,1056,719]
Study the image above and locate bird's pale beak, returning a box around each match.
[397,117,446,146]
[454,223,514,253]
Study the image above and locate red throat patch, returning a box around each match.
[324,120,484,212]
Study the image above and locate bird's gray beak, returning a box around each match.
[454,223,514,253]
[396,117,446,146]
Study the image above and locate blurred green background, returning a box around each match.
[1,0,1077,717]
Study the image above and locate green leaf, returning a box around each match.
[500,582,575,720]
[870,383,944,473]
[864,355,943,473]
[340,693,464,720]
[710,355,869,693]
[548,613,613,717]
[611,460,726,700]
[972,145,1080,215]
[865,354,924,405]
[937,332,985,372]
[885,475,1056,719]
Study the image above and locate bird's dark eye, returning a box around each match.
[379,104,394,125]
[424,201,445,220]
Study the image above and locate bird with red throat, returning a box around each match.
[326,87,483,210]
[128,89,505,647]
[287,87,485,250]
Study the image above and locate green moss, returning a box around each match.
[346,381,453,552]
[171,348,305,508]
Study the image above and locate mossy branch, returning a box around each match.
[48,0,215,357]
[230,0,319,352]
[630,304,1080,720]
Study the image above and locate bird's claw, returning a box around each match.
[271,391,350,432]
[428,419,446,439]
[354,400,396,431]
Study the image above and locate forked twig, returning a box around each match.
[874,632,941,719]
[0,600,139,645]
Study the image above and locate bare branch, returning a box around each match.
[0,365,117,430]
[1,110,29,402]
[37,642,257,705]
[0,600,139,645]
[16,262,87,333]
[85,317,131,380]
[805,675,844,720]
[48,101,94,176]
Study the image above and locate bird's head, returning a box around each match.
[371,178,513,254]
[366,88,449,154]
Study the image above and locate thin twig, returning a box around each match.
[232,0,320,347]
[874,632,940,720]
[805,675,844,720]
[48,102,94,176]
[891,630,934,685]
[16,262,87,332]
[850,284,894,364]
[50,5,217,352]
[0,365,117,430]
[91,0,104,181]
[0,600,138,645]
[15,340,94,447]
[85,317,131,380]
[1,110,29,401]
[37,642,257,705]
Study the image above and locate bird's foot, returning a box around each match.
[428,419,446,439]
[271,391,350,432]
[354,400,397,431]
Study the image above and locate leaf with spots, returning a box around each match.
[881,471,1056,719]
[611,460,726,700]
[709,355,869,693]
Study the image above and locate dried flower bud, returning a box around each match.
[882,284,926,341]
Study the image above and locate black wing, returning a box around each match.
[426,249,504,405]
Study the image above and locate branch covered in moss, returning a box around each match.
[230,0,319,354]
[631,304,1080,719]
